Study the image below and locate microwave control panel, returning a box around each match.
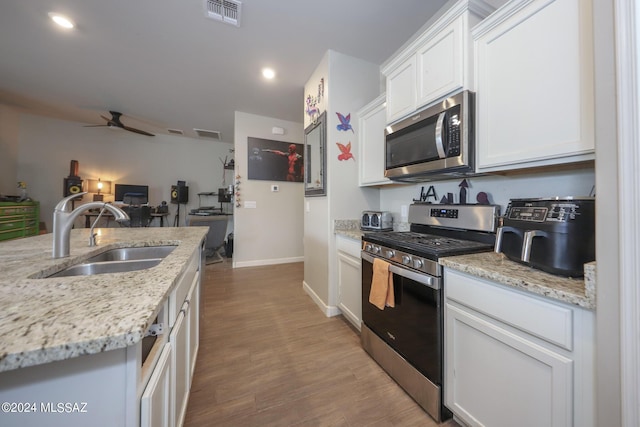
[445,105,461,157]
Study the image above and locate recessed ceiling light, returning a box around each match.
[262,68,276,80]
[49,12,75,29]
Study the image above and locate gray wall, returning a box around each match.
[8,111,233,232]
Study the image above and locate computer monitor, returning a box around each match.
[114,184,149,204]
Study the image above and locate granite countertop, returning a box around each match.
[0,227,207,373]
[440,252,596,309]
[334,219,364,240]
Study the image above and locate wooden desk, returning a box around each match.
[84,212,169,228]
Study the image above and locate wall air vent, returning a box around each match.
[205,0,242,27]
[194,128,222,140]
[167,128,184,135]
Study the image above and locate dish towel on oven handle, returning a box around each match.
[369,258,395,310]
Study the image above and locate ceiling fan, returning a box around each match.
[85,111,155,136]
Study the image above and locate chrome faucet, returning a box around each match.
[52,192,130,258]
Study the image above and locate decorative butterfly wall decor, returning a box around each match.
[336,112,354,132]
[336,142,354,161]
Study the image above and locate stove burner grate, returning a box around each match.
[365,231,493,257]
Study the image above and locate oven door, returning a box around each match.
[361,252,443,385]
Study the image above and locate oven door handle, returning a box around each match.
[362,252,440,290]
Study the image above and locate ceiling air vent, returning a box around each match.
[205,0,242,27]
[194,128,222,140]
[167,128,184,135]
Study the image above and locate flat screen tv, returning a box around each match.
[114,184,149,204]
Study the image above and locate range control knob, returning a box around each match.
[372,245,381,254]
[385,250,396,259]
[364,244,373,252]
[401,255,411,265]
[413,258,424,269]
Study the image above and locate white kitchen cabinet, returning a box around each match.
[416,13,465,107]
[187,274,200,381]
[385,57,417,124]
[140,343,172,427]
[444,268,595,427]
[473,0,595,172]
[336,235,362,330]
[171,310,189,427]
[171,262,201,427]
[358,94,391,186]
[382,0,494,124]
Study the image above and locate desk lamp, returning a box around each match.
[88,179,112,202]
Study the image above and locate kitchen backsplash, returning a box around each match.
[380,167,595,224]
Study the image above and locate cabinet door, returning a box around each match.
[171,310,189,427]
[417,17,464,108]
[187,273,200,381]
[141,343,172,427]
[445,303,573,427]
[474,0,594,171]
[386,56,417,123]
[358,94,391,186]
[337,249,362,330]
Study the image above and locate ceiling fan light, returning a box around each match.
[49,13,74,29]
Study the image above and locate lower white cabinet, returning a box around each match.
[336,235,362,330]
[444,268,594,427]
[171,310,189,427]
[187,276,200,380]
[140,343,172,427]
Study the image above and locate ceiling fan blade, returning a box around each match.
[83,124,108,127]
[100,115,112,122]
[123,125,155,137]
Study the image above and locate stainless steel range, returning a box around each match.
[361,203,500,422]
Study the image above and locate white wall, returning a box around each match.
[233,111,304,267]
[0,106,20,195]
[303,50,381,312]
[13,112,233,232]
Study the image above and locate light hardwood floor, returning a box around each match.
[184,260,459,427]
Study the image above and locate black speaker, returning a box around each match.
[170,185,188,204]
[64,177,83,199]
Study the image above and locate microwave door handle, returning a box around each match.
[435,112,447,159]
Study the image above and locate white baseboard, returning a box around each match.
[232,256,304,268]
[302,280,341,317]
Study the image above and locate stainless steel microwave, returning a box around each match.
[384,90,474,182]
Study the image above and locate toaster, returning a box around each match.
[361,211,393,231]
[495,197,595,277]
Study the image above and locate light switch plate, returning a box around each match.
[244,201,257,209]
[271,185,279,192]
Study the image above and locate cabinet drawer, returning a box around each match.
[445,269,573,350]
[336,235,361,258]
[0,219,23,231]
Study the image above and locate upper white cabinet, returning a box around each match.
[382,0,494,124]
[358,94,391,186]
[385,57,417,124]
[474,0,595,172]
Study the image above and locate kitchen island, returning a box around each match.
[0,227,207,427]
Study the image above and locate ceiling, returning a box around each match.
[0,0,453,143]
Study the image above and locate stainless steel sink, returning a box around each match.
[86,245,176,262]
[48,259,163,278]
[43,245,177,278]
